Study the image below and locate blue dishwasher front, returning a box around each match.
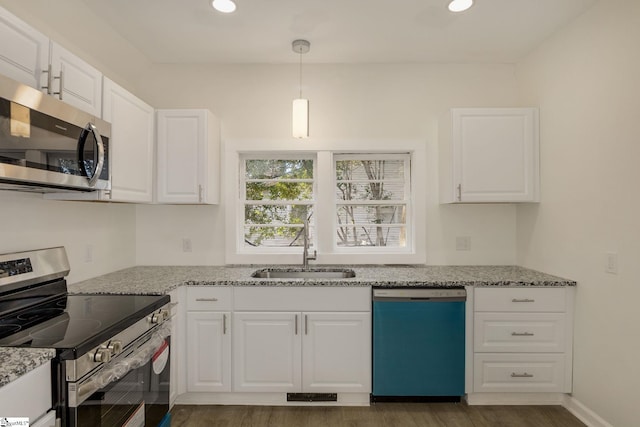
[372,288,466,398]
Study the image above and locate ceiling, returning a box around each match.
[80,0,598,64]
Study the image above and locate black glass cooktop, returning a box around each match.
[0,293,169,357]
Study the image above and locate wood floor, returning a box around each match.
[170,403,586,427]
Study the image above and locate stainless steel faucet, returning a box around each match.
[302,215,316,270]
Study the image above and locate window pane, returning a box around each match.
[337,205,406,225]
[336,160,404,181]
[335,182,405,201]
[246,159,313,180]
[244,226,314,248]
[336,226,406,248]
[245,204,312,225]
[246,182,313,201]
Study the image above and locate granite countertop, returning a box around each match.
[1,265,574,388]
[0,348,56,388]
[69,265,576,295]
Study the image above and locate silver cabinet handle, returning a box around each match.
[42,64,53,94]
[511,332,535,336]
[295,314,298,335]
[223,314,227,335]
[198,184,203,203]
[195,297,218,302]
[512,298,535,303]
[511,372,534,378]
[55,69,64,100]
[305,314,308,335]
[457,184,462,201]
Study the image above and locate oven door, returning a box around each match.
[66,330,170,427]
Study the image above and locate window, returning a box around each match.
[240,155,315,250]
[235,150,415,261]
[334,154,410,249]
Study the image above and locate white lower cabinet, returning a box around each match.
[471,287,574,397]
[302,312,371,393]
[186,311,231,392]
[232,311,371,394]
[233,312,301,392]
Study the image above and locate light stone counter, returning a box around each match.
[68,265,576,295]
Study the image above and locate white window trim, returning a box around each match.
[224,139,427,265]
[332,153,412,253]
[238,152,316,255]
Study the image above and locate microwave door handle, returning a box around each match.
[77,122,105,187]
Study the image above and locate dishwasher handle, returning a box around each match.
[373,288,466,301]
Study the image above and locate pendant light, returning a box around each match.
[292,39,310,139]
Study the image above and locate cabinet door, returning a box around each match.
[0,7,49,89]
[302,312,371,393]
[156,109,220,204]
[186,311,231,392]
[50,42,102,116]
[102,77,154,203]
[452,108,539,202]
[233,312,301,392]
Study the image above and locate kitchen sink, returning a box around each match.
[251,268,356,279]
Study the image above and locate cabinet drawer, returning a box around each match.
[474,287,566,312]
[473,353,567,393]
[233,287,371,311]
[186,287,232,311]
[474,312,565,353]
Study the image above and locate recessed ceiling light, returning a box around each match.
[448,0,474,13]
[212,0,236,13]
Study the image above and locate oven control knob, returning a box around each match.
[93,348,112,363]
[148,311,165,324]
[160,309,170,320]
[107,340,123,356]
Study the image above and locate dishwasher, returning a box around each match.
[372,288,466,400]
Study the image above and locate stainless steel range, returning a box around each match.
[0,247,171,427]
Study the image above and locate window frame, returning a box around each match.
[238,152,317,254]
[332,153,412,254]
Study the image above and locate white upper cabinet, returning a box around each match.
[156,109,220,204]
[0,7,102,116]
[0,7,49,89]
[442,108,539,203]
[102,77,155,203]
[49,42,102,117]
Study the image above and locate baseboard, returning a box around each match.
[465,392,565,406]
[175,392,370,406]
[562,395,613,427]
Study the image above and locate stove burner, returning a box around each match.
[17,308,64,322]
[0,324,21,336]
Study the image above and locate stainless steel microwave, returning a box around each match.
[0,73,110,192]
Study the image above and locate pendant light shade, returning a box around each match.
[292,39,310,139]
[292,98,309,138]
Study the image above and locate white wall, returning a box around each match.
[0,191,136,284]
[135,63,520,265]
[516,1,640,426]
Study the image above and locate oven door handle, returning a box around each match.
[69,323,170,408]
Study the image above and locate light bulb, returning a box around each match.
[448,0,474,13]
[212,0,236,13]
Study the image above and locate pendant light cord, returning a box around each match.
[299,50,303,98]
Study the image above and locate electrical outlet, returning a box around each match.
[84,244,93,263]
[605,252,618,275]
[456,236,471,251]
[182,238,192,253]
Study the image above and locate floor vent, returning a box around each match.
[286,393,338,402]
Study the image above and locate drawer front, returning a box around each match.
[474,287,566,312]
[474,312,565,353]
[473,353,567,393]
[187,287,233,311]
[234,286,371,311]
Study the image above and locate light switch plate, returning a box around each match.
[456,236,471,251]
